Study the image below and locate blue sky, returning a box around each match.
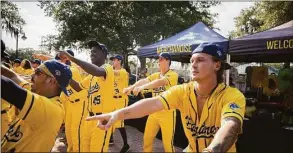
[2,2,254,51]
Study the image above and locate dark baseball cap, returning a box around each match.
[110,55,123,61]
[32,59,41,65]
[88,40,108,54]
[66,49,74,56]
[1,40,10,58]
[38,60,72,96]
[14,59,21,64]
[192,43,231,69]
[159,52,172,61]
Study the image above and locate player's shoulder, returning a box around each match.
[220,84,245,99]
[167,69,178,76]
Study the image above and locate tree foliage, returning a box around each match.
[1,1,26,37]
[229,1,293,38]
[39,1,219,71]
[6,48,48,61]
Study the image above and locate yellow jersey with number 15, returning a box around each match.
[158,82,246,152]
[80,64,115,113]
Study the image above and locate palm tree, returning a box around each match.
[1,1,26,37]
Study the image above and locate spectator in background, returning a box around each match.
[20,59,34,75]
[32,59,42,69]
[12,59,23,74]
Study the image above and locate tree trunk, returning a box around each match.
[123,50,130,73]
[139,57,146,70]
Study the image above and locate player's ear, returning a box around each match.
[214,61,221,71]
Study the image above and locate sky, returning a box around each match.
[1,2,254,61]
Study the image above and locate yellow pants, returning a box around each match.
[143,109,176,152]
[114,97,128,128]
[81,116,113,152]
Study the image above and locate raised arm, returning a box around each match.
[58,51,106,78]
[1,65,26,85]
[69,79,83,92]
[132,78,168,95]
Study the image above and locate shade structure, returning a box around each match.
[229,20,293,63]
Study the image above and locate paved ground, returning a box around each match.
[51,126,183,152]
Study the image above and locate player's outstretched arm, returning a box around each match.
[69,79,83,92]
[1,65,25,85]
[123,78,150,95]
[202,117,241,153]
[86,97,164,130]
[57,51,106,78]
[133,78,168,94]
[1,76,27,110]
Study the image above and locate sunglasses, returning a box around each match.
[34,68,53,78]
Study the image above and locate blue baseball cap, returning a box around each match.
[66,49,74,56]
[14,59,21,64]
[192,43,231,69]
[110,55,123,61]
[159,52,172,61]
[32,59,41,65]
[38,60,72,96]
[88,40,108,54]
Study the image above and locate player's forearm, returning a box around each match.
[141,79,167,90]
[115,97,164,120]
[130,78,149,89]
[70,56,106,77]
[69,79,83,92]
[204,117,241,152]
[1,65,25,85]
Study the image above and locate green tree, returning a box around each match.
[229,1,293,38]
[1,1,26,37]
[6,47,48,60]
[39,1,219,72]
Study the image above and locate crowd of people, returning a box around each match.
[1,39,246,153]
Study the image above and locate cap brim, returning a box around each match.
[61,87,69,96]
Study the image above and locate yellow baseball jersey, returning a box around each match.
[113,68,129,98]
[13,67,23,74]
[1,90,65,152]
[20,68,34,76]
[79,64,115,113]
[147,69,178,97]
[158,82,246,152]
[1,81,31,138]
[60,65,83,103]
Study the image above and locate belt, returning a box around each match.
[114,96,122,99]
[89,112,102,116]
[1,110,7,114]
[70,99,80,103]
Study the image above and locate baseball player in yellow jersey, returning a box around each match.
[12,59,23,74]
[58,40,115,152]
[58,49,86,152]
[123,52,178,152]
[87,43,246,153]
[109,55,130,153]
[1,60,72,152]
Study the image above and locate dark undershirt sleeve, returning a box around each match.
[1,76,27,110]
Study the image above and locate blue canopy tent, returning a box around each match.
[138,22,229,63]
[229,20,293,63]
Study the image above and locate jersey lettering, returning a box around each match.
[185,116,219,138]
[2,120,23,144]
[67,89,73,96]
[88,82,100,95]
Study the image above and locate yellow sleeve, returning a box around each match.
[147,73,157,82]
[71,66,82,82]
[79,75,92,89]
[18,81,31,91]
[17,91,64,130]
[104,64,114,83]
[221,90,246,126]
[163,71,178,87]
[157,84,183,111]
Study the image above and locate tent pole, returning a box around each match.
[226,54,231,86]
[136,57,139,82]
